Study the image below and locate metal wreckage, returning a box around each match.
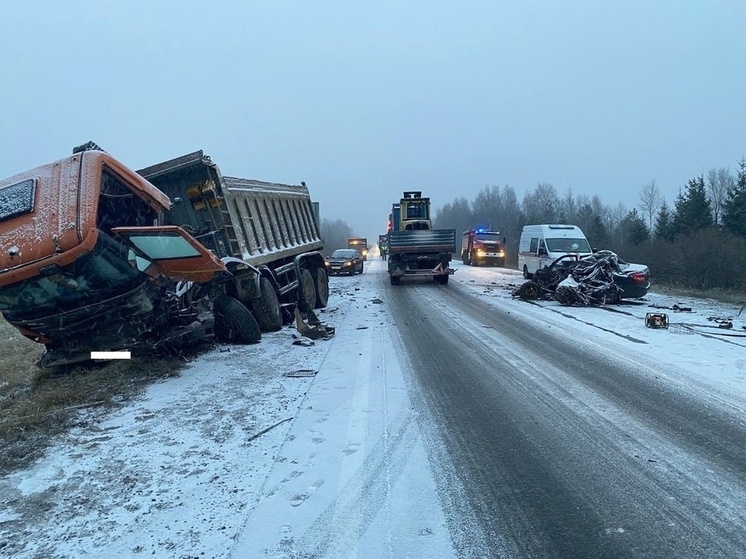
[513,250,649,306]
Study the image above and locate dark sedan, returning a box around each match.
[521,250,650,304]
[325,249,364,275]
[562,250,650,301]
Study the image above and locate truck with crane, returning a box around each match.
[0,143,328,368]
[386,191,456,285]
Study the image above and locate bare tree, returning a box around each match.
[706,167,733,225]
[639,179,662,232]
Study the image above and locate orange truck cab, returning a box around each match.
[0,146,233,368]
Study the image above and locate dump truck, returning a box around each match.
[0,143,328,368]
[461,228,507,266]
[386,191,456,285]
[347,237,368,260]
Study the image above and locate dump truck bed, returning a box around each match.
[138,151,323,267]
[388,229,457,254]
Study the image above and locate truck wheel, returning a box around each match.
[462,251,468,264]
[214,296,261,343]
[250,277,283,332]
[298,268,317,312]
[314,267,329,308]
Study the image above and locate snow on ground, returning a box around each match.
[0,263,458,559]
[2,258,745,558]
[451,260,746,402]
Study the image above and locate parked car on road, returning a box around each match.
[325,249,364,275]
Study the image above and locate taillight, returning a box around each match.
[631,272,647,284]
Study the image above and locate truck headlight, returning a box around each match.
[497,251,505,257]
[476,249,485,256]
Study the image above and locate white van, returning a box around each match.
[518,224,593,278]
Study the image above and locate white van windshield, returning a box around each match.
[546,237,591,252]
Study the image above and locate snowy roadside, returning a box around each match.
[3,258,746,558]
[452,261,746,401]
[0,283,348,557]
[0,262,457,559]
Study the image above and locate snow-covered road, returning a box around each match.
[2,258,745,558]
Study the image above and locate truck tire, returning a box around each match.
[314,266,329,308]
[298,268,316,312]
[250,277,283,332]
[214,296,261,343]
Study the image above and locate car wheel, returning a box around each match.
[214,295,261,343]
[516,281,540,300]
[604,287,621,304]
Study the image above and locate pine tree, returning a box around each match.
[620,209,650,245]
[672,175,713,237]
[722,158,746,237]
[654,201,675,241]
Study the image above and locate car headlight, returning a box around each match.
[344,261,352,266]
[325,261,331,266]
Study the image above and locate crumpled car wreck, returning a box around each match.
[514,250,650,306]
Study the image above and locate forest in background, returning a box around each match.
[319,157,746,295]
[432,158,746,295]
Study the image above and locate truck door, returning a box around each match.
[112,225,228,283]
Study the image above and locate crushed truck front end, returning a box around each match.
[0,149,219,368]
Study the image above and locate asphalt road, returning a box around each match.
[384,274,746,559]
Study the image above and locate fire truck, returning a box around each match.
[461,228,506,266]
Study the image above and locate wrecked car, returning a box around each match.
[514,250,650,306]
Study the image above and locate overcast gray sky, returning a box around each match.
[1,1,744,242]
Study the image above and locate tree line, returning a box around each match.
[433,157,746,294]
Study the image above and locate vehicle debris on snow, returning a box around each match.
[513,250,650,306]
